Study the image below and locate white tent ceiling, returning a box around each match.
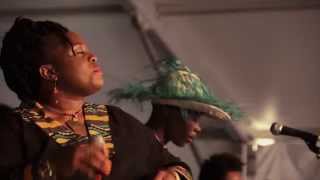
[0,0,319,179]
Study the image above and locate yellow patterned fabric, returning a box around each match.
[3,103,193,180]
[15,102,115,156]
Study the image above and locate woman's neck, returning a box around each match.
[38,91,85,113]
[148,112,170,146]
[153,129,168,146]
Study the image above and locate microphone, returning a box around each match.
[89,135,107,180]
[270,122,320,155]
[270,122,318,142]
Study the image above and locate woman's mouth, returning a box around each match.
[93,67,103,75]
[187,137,193,143]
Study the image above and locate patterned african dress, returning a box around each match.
[0,102,192,180]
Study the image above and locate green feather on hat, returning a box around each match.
[108,58,242,120]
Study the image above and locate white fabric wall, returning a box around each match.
[1,1,320,179]
[255,142,320,180]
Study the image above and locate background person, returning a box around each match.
[109,58,242,147]
[199,153,243,180]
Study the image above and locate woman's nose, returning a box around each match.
[194,122,202,134]
[89,54,98,63]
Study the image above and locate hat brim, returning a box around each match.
[152,99,231,120]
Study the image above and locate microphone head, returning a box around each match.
[270,122,283,135]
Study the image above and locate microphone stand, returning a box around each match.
[304,135,320,159]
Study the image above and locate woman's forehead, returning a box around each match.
[42,32,86,62]
[43,31,85,52]
[66,31,86,45]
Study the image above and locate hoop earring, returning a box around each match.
[53,79,59,104]
[53,79,58,94]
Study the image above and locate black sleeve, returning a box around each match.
[0,110,46,179]
[0,110,26,179]
[107,105,192,180]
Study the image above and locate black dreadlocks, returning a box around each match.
[0,17,70,101]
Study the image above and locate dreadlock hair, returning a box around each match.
[0,17,70,102]
[199,153,243,180]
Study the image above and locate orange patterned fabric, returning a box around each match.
[15,102,115,156]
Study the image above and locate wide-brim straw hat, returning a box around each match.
[108,58,241,120]
[153,98,231,120]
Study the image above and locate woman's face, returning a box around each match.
[168,109,202,146]
[45,31,104,97]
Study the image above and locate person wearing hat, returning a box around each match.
[109,58,241,147]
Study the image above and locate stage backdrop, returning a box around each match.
[1,0,320,179]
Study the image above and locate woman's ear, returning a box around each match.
[39,64,58,81]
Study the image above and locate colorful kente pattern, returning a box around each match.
[15,102,115,156]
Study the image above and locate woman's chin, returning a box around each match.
[93,79,104,89]
[84,81,104,96]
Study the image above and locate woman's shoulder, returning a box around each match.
[0,103,30,132]
[106,105,142,125]
[104,104,153,134]
[83,103,133,123]
[0,104,46,167]
[0,103,46,140]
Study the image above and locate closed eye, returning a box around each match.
[71,44,89,57]
[75,51,86,56]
